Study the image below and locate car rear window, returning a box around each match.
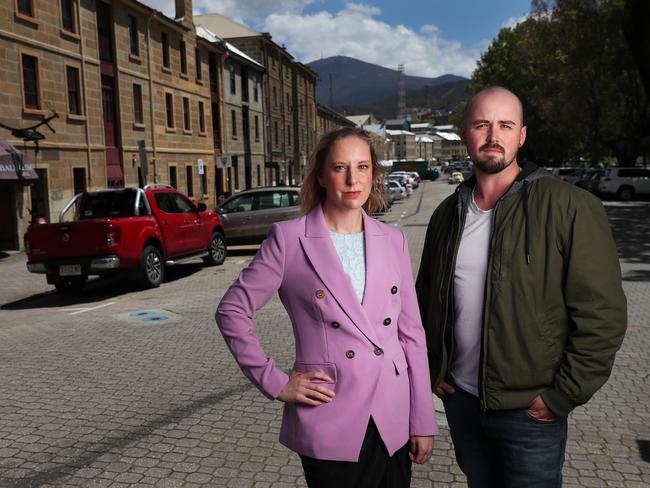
[77,189,142,219]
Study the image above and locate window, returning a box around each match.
[201,170,207,195]
[287,125,291,146]
[171,192,194,213]
[274,121,278,146]
[133,84,143,124]
[186,166,194,197]
[231,110,237,138]
[253,79,258,102]
[221,194,254,213]
[198,101,205,133]
[61,0,75,32]
[183,96,190,131]
[286,93,290,112]
[165,92,174,128]
[169,166,177,188]
[254,115,259,141]
[65,66,81,115]
[180,40,187,75]
[17,0,34,17]
[209,52,218,93]
[73,168,87,195]
[128,15,139,56]
[195,47,201,81]
[21,53,40,110]
[273,86,277,108]
[232,156,239,191]
[229,63,236,95]
[162,32,170,69]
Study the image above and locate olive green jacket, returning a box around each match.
[415,162,627,417]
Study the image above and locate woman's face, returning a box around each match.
[318,136,373,214]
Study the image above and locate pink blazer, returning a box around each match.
[216,205,437,462]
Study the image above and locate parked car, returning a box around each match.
[387,175,413,195]
[547,167,582,184]
[24,185,226,293]
[596,166,650,201]
[217,186,301,244]
[575,168,604,193]
[449,171,465,185]
[386,180,406,201]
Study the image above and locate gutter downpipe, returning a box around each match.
[78,1,92,187]
[146,11,157,183]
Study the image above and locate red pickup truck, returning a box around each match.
[24,185,226,293]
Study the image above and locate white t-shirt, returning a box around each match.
[450,192,493,397]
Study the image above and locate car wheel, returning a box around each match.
[140,245,164,288]
[54,275,87,295]
[203,231,227,265]
[617,186,634,201]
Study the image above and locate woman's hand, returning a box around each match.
[409,435,434,464]
[277,371,336,405]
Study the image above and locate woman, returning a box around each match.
[216,127,437,487]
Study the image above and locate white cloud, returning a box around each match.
[263,4,480,77]
[500,14,529,30]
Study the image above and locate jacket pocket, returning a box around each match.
[293,361,338,384]
[392,352,409,375]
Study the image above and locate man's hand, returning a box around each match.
[409,436,434,464]
[433,380,456,398]
[527,394,556,421]
[277,371,336,406]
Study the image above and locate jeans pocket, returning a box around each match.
[525,408,559,424]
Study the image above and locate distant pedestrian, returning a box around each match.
[216,127,437,487]
[416,86,627,487]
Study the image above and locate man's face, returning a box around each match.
[461,90,527,174]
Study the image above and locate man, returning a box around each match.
[416,86,627,487]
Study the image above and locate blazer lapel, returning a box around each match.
[360,212,392,319]
[299,206,380,346]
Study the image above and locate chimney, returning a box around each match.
[174,0,193,27]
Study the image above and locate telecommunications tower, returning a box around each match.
[397,64,406,119]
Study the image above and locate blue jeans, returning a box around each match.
[442,387,568,488]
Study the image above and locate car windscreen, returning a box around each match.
[76,189,141,219]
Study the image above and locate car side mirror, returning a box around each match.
[197,203,207,212]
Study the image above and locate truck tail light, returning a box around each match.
[106,224,120,247]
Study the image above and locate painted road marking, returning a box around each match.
[59,301,116,316]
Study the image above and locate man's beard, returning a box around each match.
[473,145,516,174]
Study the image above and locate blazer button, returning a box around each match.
[374,347,384,356]
[331,321,341,329]
[391,285,398,294]
[345,350,355,359]
[383,317,392,326]
[315,290,325,300]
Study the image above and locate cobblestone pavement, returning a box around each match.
[0,179,648,487]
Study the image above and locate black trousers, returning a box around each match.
[299,418,412,488]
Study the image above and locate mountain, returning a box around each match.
[336,79,470,122]
[307,55,468,109]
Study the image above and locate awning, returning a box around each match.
[0,140,38,181]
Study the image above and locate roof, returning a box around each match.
[410,123,433,129]
[416,135,435,143]
[346,115,372,126]
[194,13,259,38]
[386,129,415,136]
[225,41,264,70]
[435,131,461,141]
[385,119,408,126]
[362,124,385,137]
[196,25,264,70]
[433,124,455,131]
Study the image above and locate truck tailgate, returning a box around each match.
[26,221,111,260]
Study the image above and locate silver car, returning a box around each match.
[217,187,302,244]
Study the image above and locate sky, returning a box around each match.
[150,0,533,78]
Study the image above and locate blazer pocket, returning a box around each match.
[293,361,338,384]
[392,353,409,375]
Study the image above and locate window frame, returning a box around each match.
[161,31,170,70]
[128,14,139,57]
[182,96,191,133]
[198,100,206,134]
[165,91,175,130]
[65,64,82,116]
[231,109,237,139]
[16,0,37,24]
[133,83,144,126]
[20,50,43,114]
[179,39,188,76]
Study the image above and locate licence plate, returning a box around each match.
[59,264,82,276]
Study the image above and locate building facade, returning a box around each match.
[386,129,416,160]
[291,62,317,183]
[316,104,356,138]
[0,0,225,250]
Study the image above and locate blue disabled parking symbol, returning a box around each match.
[117,309,178,324]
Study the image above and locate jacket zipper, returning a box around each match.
[444,194,468,382]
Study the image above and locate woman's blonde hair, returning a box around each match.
[300,127,385,214]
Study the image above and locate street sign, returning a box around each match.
[198,159,205,175]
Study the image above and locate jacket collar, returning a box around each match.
[299,205,385,346]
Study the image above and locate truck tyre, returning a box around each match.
[54,275,87,295]
[140,245,164,288]
[617,186,634,201]
[203,231,227,266]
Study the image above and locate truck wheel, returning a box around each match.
[203,231,227,266]
[140,246,164,288]
[617,186,634,201]
[54,275,87,295]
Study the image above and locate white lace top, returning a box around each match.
[329,231,366,303]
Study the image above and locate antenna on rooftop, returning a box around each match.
[397,64,406,119]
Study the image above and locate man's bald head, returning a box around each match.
[463,86,524,129]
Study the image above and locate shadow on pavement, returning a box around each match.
[1,262,210,310]
[605,203,650,266]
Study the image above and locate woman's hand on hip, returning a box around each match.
[409,435,434,464]
[277,371,336,405]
